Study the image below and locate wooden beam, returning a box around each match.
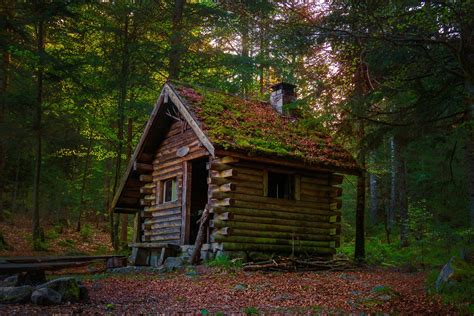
[134,162,153,173]
[139,174,153,182]
[181,161,192,245]
[215,149,360,176]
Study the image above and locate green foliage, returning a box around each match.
[205,255,243,271]
[243,306,259,315]
[58,239,76,248]
[80,224,93,241]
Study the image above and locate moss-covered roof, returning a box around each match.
[171,83,359,174]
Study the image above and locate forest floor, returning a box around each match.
[2,267,454,314]
[0,215,114,257]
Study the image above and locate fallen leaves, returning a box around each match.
[1,268,455,314]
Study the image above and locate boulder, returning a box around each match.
[36,277,84,302]
[0,286,33,304]
[31,287,62,305]
[164,257,184,271]
[0,275,18,287]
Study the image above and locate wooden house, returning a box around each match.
[111,82,360,263]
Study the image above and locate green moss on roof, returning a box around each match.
[172,83,359,173]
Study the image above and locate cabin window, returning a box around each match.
[267,172,295,199]
[162,177,177,203]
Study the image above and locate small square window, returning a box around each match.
[162,178,177,203]
[267,172,295,199]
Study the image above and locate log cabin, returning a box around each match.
[111,82,360,265]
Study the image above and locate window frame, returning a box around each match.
[162,177,178,203]
[264,170,297,200]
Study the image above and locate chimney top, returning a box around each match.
[270,82,296,93]
[270,82,297,115]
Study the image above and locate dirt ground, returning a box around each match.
[2,267,454,314]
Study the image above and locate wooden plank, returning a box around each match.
[211,220,339,236]
[232,200,338,216]
[0,261,92,273]
[212,207,336,222]
[143,227,181,236]
[212,228,338,242]
[216,242,336,254]
[4,255,126,264]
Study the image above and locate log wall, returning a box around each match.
[209,156,342,255]
[140,120,208,244]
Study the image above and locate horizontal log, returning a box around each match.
[140,186,154,194]
[218,156,239,164]
[208,161,232,172]
[134,162,153,173]
[210,169,236,178]
[215,214,338,229]
[215,192,336,211]
[143,219,181,230]
[208,183,236,195]
[234,185,263,196]
[139,174,153,182]
[211,220,338,235]
[207,177,231,186]
[144,214,182,226]
[301,174,343,186]
[143,234,181,242]
[153,170,183,181]
[140,199,153,206]
[231,200,339,216]
[140,211,152,218]
[144,202,181,212]
[233,166,263,177]
[214,228,339,242]
[208,198,234,207]
[212,235,336,248]
[143,227,180,236]
[152,163,181,176]
[128,242,181,249]
[216,242,336,254]
[143,194,155,201]
[150,207,181,218]
[211,208,338,223]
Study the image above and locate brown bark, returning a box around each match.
[120,118,133,243]
[190,208,210,265]
[168,0,185,80]
[76,129,93,232]
[32,1,45,246]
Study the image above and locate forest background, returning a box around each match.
[0,0,473,307]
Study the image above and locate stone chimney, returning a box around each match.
[270,82,297,115]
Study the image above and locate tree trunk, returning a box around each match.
[168,0,185,80]
[369,171,378,225]
[76,129,93,232]
[32,2,45,247]
[398,150,409,247]
[389,136,398,230]
[466,80,474,228]
[111,12,131,250]
[120,118,133,243]
[355,168,366,262]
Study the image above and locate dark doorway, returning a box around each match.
[189,158,209,244]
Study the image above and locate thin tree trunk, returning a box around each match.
[11,159,20,213]
[111,12,131,250]
[389,136,398,230]
[120,118,133,243]
[76,129,93,232]
[398,151,409,247]
[32,2,45,246]
[103,158,112,227]
[355,161,366,262]
[369,171,378,225]
[466,80,474,228]
[168,0,185,80]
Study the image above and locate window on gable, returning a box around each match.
[267,172,295,200]
[162,177,177,203]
